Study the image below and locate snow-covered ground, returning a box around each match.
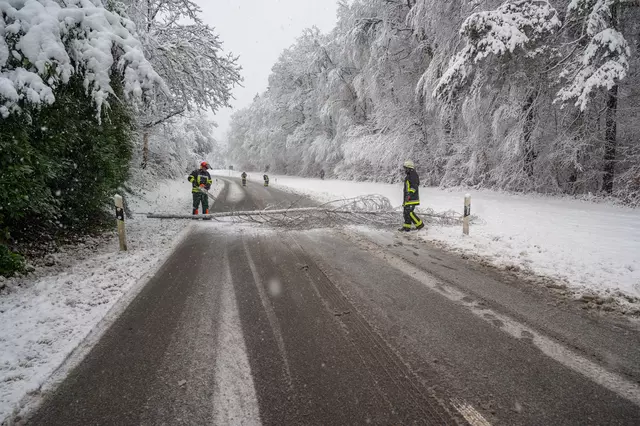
[225,172,640,307]
[2,170,638,421]
[0,176,223,422]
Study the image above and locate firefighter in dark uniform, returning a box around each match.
[400,160,424,232]
[263,174,269,187]
[188,161,213,215]
[241,172,247,186]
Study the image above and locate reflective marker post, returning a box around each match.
[463,194,471,236]
[115,194,127,251]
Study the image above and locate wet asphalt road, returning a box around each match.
[23,176,640,425]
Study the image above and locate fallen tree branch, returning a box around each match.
[147,207,386,220]
[145,195,478,229]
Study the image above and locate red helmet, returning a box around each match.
[200,161,209,169]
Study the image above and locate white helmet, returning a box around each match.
[403,160,415,169]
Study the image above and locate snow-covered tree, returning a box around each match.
[0,0,164,119]
[556,0,635,193]
[226,0,640,203]
[123,0,242,167]
[434,1,561,102]
[557,0,631,110]
[140,112,222,177]
[433,1,561,184]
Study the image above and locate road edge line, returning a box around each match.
[345,230,640,408]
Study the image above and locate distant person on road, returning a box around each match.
[188,161,212,215]
[263,174,269,187]
[241,171,247,187]
[320,169,325,180]
[400,160,424,232]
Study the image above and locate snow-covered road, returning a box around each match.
[3,173,640,425]
[0,177,223,421]
[261,173,640,306]
[18,176,640,425]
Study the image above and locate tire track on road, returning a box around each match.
[282,233,463,425]
[242,237,293,387]
[212,245,262,425]
[343,229,640,409]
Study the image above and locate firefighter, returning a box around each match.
[400,160,424,232]
[263,174,269,187]
[188,161,213,215]
[241,171,247,186]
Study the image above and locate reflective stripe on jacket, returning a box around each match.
[188,170,212,193]
[403,169,420,206]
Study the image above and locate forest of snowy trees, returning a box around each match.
[227,0,640,204]
[0,0,240,275]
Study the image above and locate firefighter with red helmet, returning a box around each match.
[188,161,213,215]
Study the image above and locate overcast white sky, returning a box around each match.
[196,1,339,140]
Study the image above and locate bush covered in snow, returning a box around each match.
[0,0,164,118]
[0,74,134,267]
[0,0,149,275]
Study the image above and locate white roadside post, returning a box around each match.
[463,194,471,236]
[114,194,127,251]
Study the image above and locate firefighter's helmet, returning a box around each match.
[403,160,415,169]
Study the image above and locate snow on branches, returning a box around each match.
[557,0,631,110]
[226,0,640,202]
[126,0,242,127]
[0,0,164,119]
[434,0,560,102]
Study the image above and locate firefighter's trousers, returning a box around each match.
[192,192,209,214]
[403,205,422,229]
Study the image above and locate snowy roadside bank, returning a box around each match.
[0,177,222,422]
[230,172,640,311]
